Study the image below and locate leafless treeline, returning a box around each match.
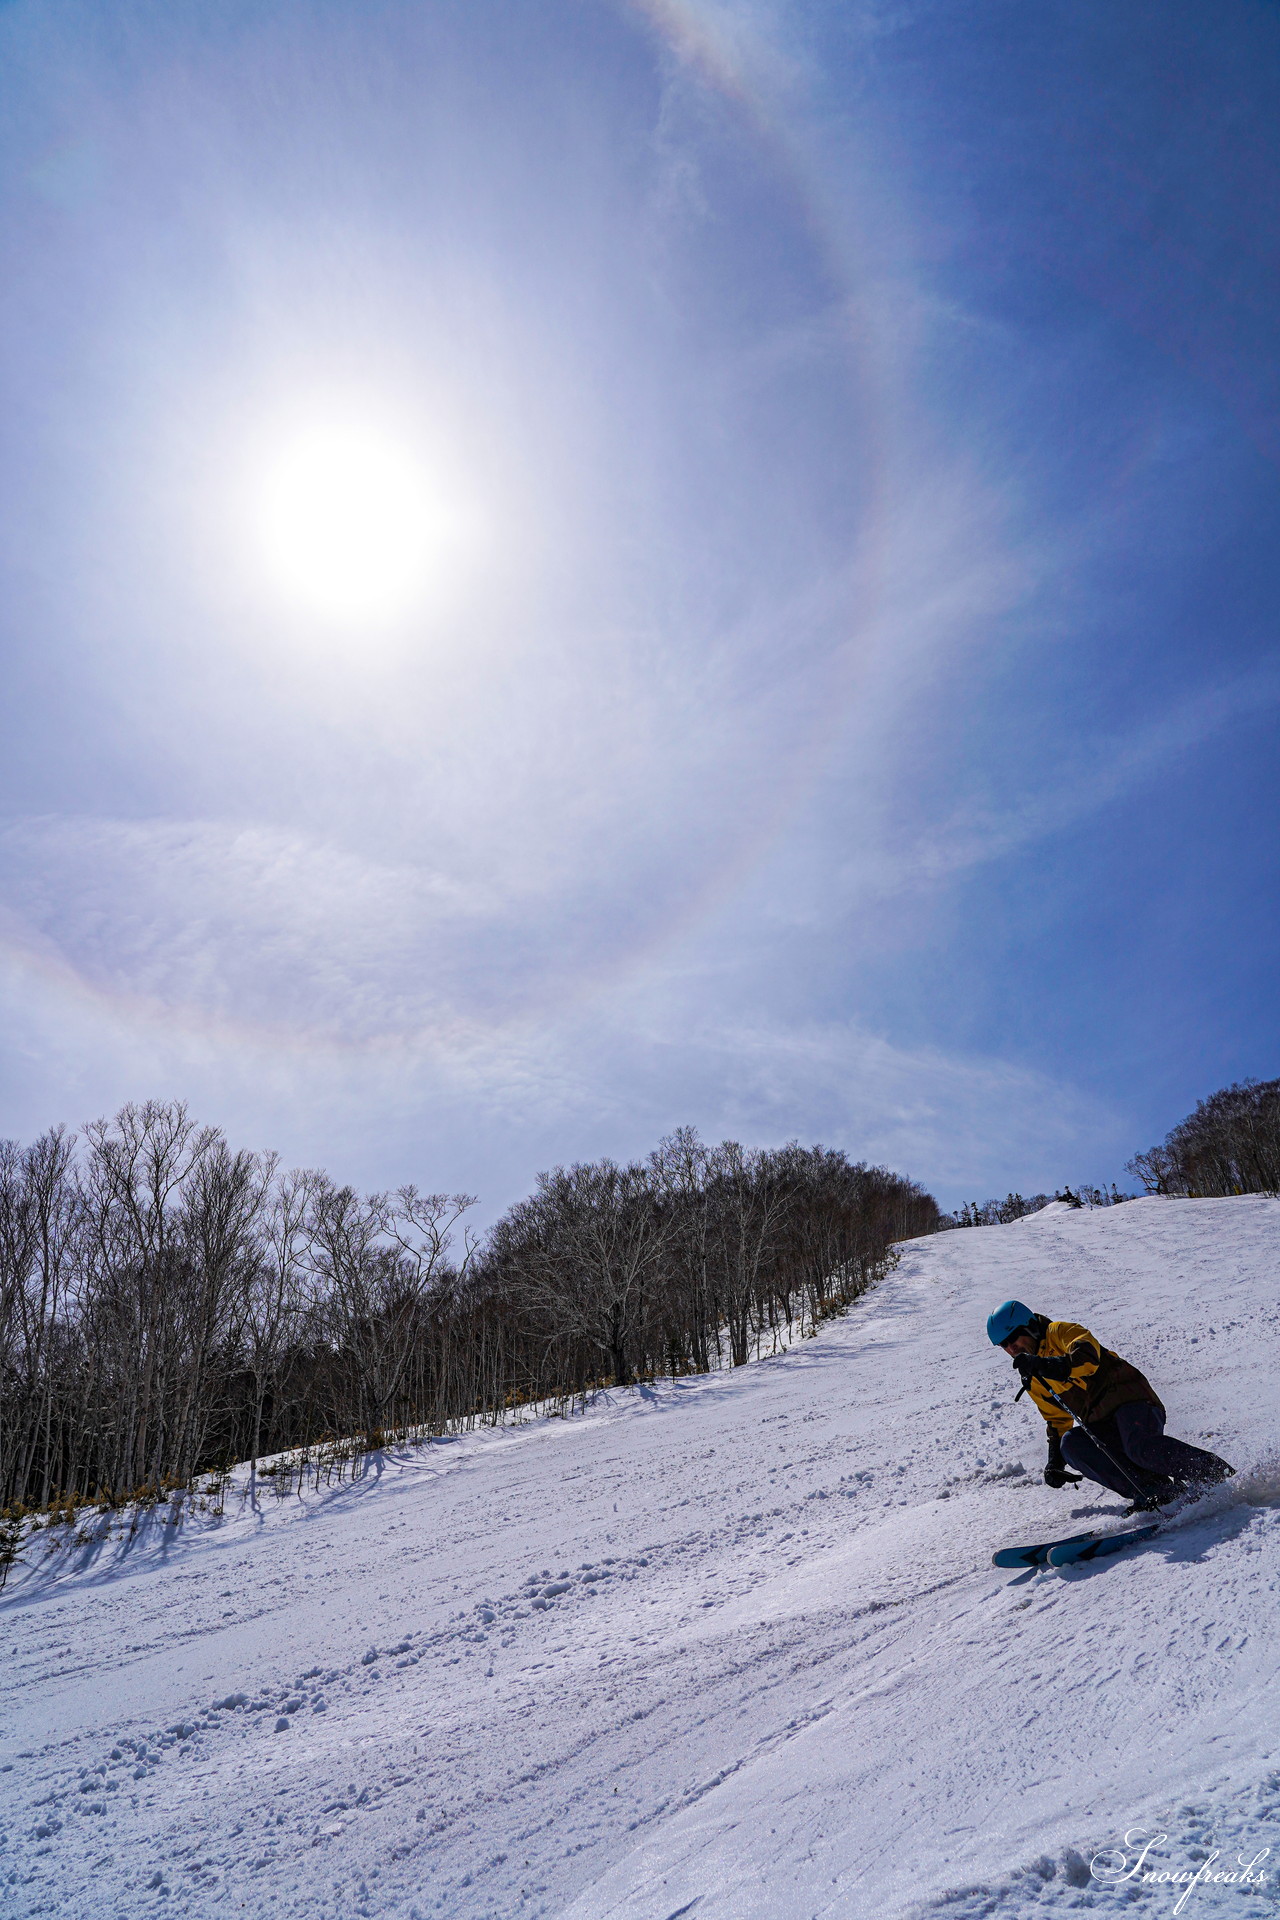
[0,1104,939,1511]
[1128,1078,1280,1197]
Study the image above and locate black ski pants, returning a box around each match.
[1060,1401,1228,1499]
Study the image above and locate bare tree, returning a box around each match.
[1129,1080,1280,1198]
[491,1161,671,1388]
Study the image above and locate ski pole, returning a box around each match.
[1017,1371,1152,1505]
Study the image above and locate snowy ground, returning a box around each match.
[3,1195,1280,1919]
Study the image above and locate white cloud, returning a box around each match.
[0,913,1118,1212]
[0,815,498,1040]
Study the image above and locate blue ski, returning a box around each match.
[992,1530,1103,1569]
[1046,1523,1158,1566]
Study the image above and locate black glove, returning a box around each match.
[1014,1350,1073,1385]
[1043,1430,1081,1487]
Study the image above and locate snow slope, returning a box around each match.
[2,1195,1280,1919]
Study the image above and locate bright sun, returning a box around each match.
[253,419,445,624]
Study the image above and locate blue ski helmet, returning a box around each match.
[987,1299,1036,1346]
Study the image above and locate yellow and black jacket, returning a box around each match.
[1026,1319,1164,1435]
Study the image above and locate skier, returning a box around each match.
[986,1301,1234,1511]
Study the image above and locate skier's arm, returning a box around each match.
[1047,1332,1102,1385]
[1019,1323,1102,1388]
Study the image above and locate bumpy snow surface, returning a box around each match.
[3,1196,1280,1919]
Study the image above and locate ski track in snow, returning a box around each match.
[2,1196,1279,1918]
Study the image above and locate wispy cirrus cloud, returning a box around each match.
[0,909,1119,1212]
[0,814,516,1041]
[850,656,1280,899]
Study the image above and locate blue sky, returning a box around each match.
[1,0,1277,1212]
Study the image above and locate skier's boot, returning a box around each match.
[1188,1456,1235,1493]
[1123,1474,1178,1515]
